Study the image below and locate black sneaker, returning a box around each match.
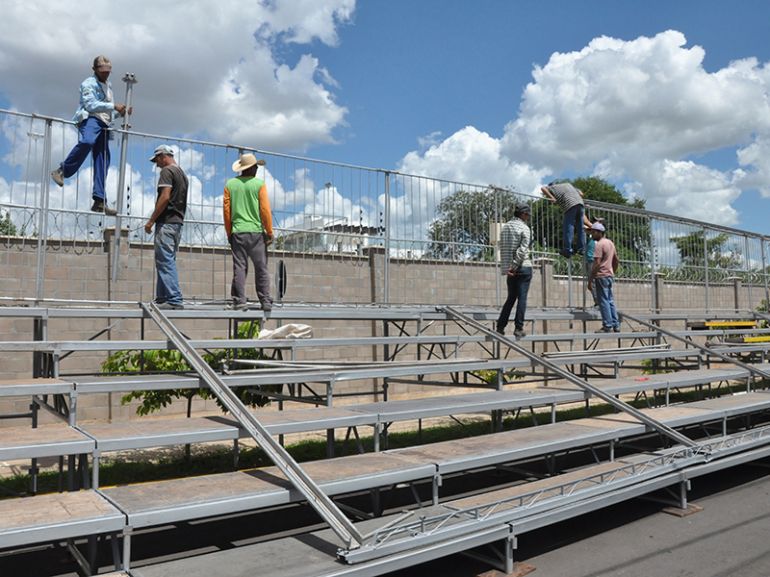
[595,327,612,333]
[513,329,526,338]
[495,326,505,335]
[157,302,184,310]
[91,199,117,216]
[260,300,273,312]
[613,327,621,333]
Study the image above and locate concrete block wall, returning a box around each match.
[0,234,767,425]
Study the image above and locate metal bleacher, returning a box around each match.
[3,302,770,576]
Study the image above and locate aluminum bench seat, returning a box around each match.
[350,388,581,422]
[0,423,94,461]
[0,490,124,549]
[575,405,717,431]
[0,377,73,397]
[72,358,531,395]
[684,391,770,418]
[102,452,435,529]
[255,406,379,435]
[554,366,750,398]
[389,421,639,475]
[80,417,240,452]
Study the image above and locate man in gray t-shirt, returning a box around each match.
[541,181,586,258]
[145,144,189,309]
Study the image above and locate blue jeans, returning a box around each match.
[154,223,183,305]
[595,276,619,329]
[496,267,533,332]
[60,116,110,201]
[562,204,585,257]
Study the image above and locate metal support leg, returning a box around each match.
[92,453,100,488]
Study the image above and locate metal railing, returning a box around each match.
[1,106,768,309]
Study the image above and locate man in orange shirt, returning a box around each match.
[223,153,273,311]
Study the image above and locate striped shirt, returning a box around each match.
[547,183,583,211]
[499,217,532,274]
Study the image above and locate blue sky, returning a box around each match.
[1,0,770,235]
[309,0,770,167]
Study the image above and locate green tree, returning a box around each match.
[427,186,521,261]
[667,230,743,281]
[0,212,18,236]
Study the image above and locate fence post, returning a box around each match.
[653,272,664,313]
[382,170,391,304]
[35,119,53,301]
[540,258,552,352]
[759,238,770,306]
[703,227,710,312]
[732,277,741,312]
[111,73,138,284]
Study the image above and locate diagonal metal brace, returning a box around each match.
[439,306,698,450]
[623,311,770,381]
[142,302,364,549]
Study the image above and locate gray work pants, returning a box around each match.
[230,232,272,306]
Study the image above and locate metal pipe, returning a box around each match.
[383,170,391,303]
[35,120,53,300]
[111,73,138,283]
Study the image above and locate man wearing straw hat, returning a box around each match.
[51,55,131,216]
[224,153,274,311]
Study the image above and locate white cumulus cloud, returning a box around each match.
[0,0,355,151]
[400,30,770,227]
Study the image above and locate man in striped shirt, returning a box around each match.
[541,181,586,258]
[496,203,533,338]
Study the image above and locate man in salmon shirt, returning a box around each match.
[224,153,274,311]
[587,222,620,332]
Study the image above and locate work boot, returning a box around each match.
[51,168,64,187]
[91,199,118,216]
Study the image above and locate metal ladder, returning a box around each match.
[143,302,364,549]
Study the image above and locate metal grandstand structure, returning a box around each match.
[3,103,770,576]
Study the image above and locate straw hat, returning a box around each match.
[232,153,266,172]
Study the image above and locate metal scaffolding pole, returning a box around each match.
[35,119,53,301]
[142,302,364,549]
[111,73,138,283]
